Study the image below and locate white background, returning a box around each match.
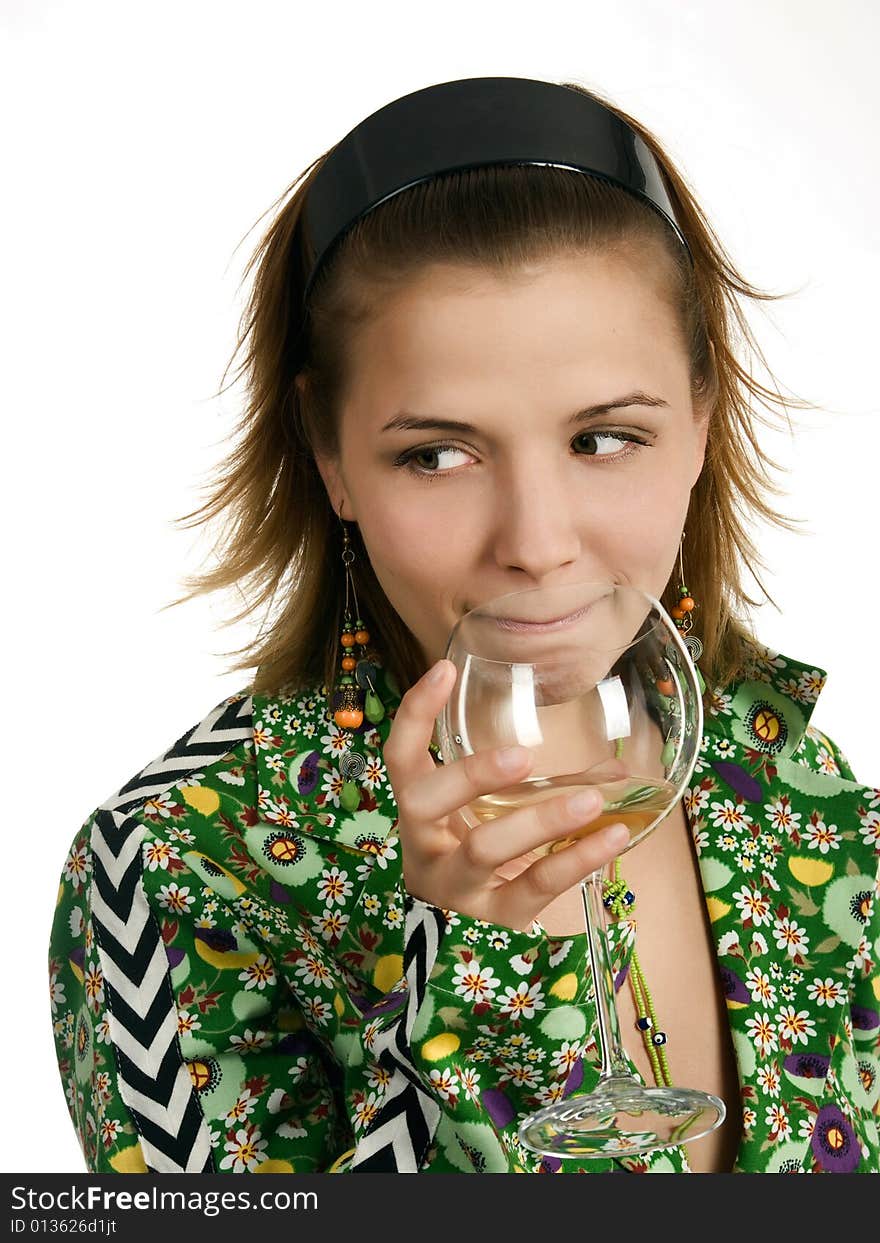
[2,0,877,1173]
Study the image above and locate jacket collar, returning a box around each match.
[702,640,828,758]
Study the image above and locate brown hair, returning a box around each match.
[161,79,815,703]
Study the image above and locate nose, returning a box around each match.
[489,456,583,581]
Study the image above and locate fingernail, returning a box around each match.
[427,660,448,685]
[496,745,530,772]
[603,822,630,849]
[566,789,599,817]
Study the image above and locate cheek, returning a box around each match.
[356,503,467,660]
[628,472,691,532]
[608,470,686,538]
[604,473,689,593]
[358,503,467,591]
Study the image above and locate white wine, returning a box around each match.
[467,772,679,856]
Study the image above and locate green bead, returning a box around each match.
[339,675,354,685]
[365,690,385,724]
[340,781,360,812]
[660,738,676,767]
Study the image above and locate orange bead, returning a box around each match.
[671,607,686,620]
[354,629,370,645]
[656,678,675,696]
[340,633,356,648]
[679,596,695,612]
[334,708,363,728]
[341,656,357,671]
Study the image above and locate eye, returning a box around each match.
[572,430,648,458]
[394,444,474,477]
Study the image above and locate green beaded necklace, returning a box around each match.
[602,864,673,1089]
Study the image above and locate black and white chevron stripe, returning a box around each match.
[98,693,255,815]
[350,900,447,1173]
[88,692,253,1173]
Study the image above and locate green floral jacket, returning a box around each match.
[48,641,880,1173]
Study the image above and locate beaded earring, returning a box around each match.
[331,517,386,731]
[671,531,703,667]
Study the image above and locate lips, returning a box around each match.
[492,603,594,632]
[461,584,616,629]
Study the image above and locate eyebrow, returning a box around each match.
[381,391,669,434]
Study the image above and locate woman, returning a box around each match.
[49,76,880,1175]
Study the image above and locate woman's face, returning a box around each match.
[311,251,710,671]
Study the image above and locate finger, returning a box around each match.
[395,739,535,830]
[383,659,456,784]
[490,821,630,930]
[456,784,607,875]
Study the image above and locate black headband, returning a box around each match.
[298,75,692,312]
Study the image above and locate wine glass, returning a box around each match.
[434,580,726,1159]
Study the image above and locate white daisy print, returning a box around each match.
[320,723,352,759]
[764,796,801,837]
[806,977,846,1007]
[708,797,752,833]
[773,917,810,958]
[317,866,353,908]
[745,1011,778,1058]
[142,839,181,872]
[756,1064,780,1097]
[497,981,546,1021]
[452,959,501,1004]
[320,769,345,808]
[857,810,880,850]
[775,1005,816,1046]
[797,670,826,702]
[428,1068,460,1104]
[732,885,772,926]
[219,1125,268,1172]
[765,1103,791,1142]
[744,967,777,1007]
[685,783,711,816]
[804,817,840,854]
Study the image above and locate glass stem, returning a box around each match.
[580,869,634,1081]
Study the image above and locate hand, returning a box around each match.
[383,659,630,932]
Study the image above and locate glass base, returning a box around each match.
[518,1077,727,1159]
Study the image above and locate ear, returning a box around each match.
[691,405,710,487]
[690,341,716,485]
[313,450,355,522]
[296,371,356,521]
